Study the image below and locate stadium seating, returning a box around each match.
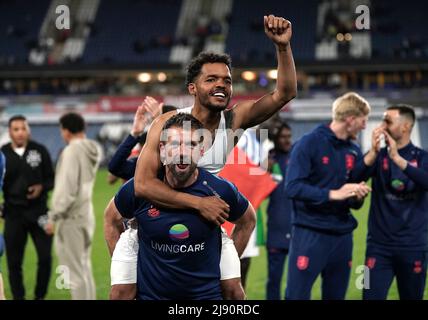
[82,0,182,65]
[371,0,428,59]
[1,0,427,65]
[0,0,51,65]
[225,0,318,64]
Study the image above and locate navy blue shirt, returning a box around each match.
[108,134,139,180]
[359,143,428,250]
[267,149,292,249]
[114,169,249,300]
[285,124,364,234]
[0,151,5,265]
[0,151,5,190]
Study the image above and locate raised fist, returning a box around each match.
[264,15,292,47]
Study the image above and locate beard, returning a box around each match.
[169,162,198,183]
[388,131,401,142]
[12,138,26,147]
[198,92,230,112]
[167,155,198,184]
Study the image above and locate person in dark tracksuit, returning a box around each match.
[108,132,145,181]
[355,105,428,300]
[285,92,372,300]
[0,151,6,300]
[265,122,293,300]
[1,115,54,300]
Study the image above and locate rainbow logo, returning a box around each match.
[169,224,189,240]
[391,179,405,191]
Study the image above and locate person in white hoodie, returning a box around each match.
[45,112,101,300]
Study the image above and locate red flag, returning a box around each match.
[219,146,277,236]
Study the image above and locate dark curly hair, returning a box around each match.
[185,52,232,86]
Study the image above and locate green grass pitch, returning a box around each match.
[0,169,427,300]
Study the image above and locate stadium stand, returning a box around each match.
[226,0,318,64]
[82,0,182,65]
[0,0,428,163]
[371,0,428,59]
[0,0,51,65]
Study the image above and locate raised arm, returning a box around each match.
[108,135,139,180]
[233,15,297,130]
[134,112,230,225]
[109,100,161,180]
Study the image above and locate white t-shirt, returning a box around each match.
[13,147,25,157]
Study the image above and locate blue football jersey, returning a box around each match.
[114,168,249,300]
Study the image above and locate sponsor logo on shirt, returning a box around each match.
[147,206,160,218]
[391,179,405,192]
[409,159,418,168]
[345,154,355,170]
[322,156,329,165]
[26,150,42,168]
[382,157,389,171]
[150,241,205,254]
[169,224,189,241]
[297,256,309,270]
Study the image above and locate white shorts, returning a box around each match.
[110,228,138,285]
[110,228,241,285]
[219,229,241,280]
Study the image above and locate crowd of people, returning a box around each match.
[0,14,427,301]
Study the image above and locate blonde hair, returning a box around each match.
[332,92,371,121]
